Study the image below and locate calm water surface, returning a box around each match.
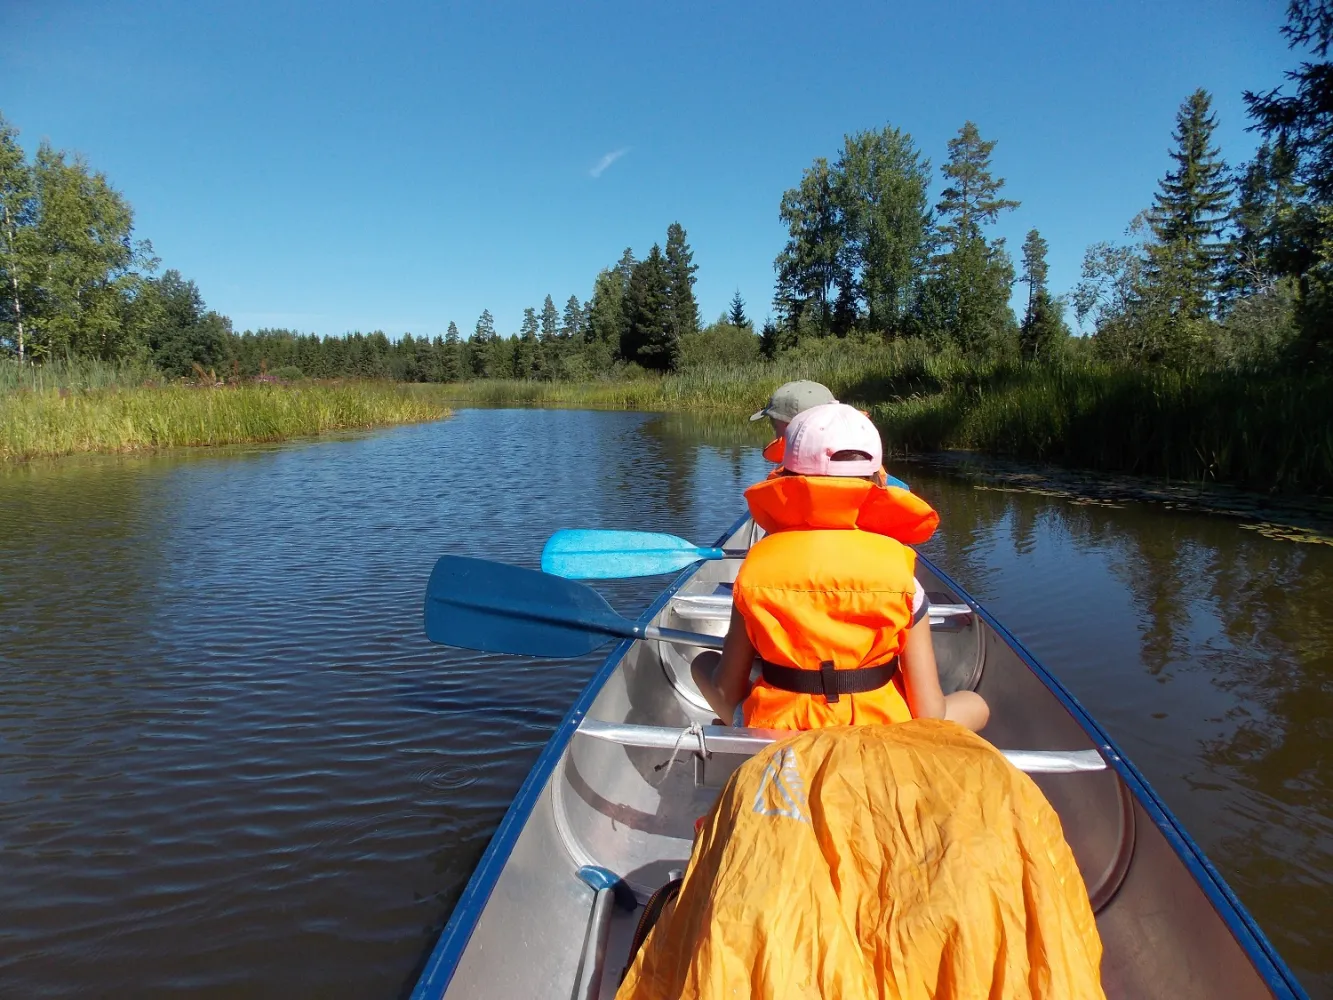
[0,409,1328,998]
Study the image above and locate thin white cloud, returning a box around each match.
[589,147,629,178]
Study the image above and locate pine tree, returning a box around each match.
[759,318,781,359]
[929,122,1020,354]
[936,121,1020,247]
[445,321,460,344]
[560,294,582,339]
[520,307,539,340]
[1147,89,1233,318]
[663,222,700,343]
[621,244,675,370]
[1020,229,1050,326]
[728,290,749,328]
[539,294,559,342]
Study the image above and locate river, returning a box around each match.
[0,408,1328,998]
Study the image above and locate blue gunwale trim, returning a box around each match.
[409,513,751,1000]
[915,550,1308,1000]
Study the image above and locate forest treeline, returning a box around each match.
[1,1,1330,386]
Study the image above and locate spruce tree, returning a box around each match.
[1229,140,1304,298]
[621,244,675,370]
[663,222,700,343]
[474,309,496,341]
[728,289,749,328]
[615,247,637,295]
[1019,290,1068,362]
[445,321,460,344]
[560,294,582,339]
[1147,89,1233,318]
[539,294,559,341]
[1020,229,1050,326]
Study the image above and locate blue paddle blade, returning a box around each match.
[423,555,634,657]
[541,529,725,580]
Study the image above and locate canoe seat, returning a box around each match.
[669,589,974,627]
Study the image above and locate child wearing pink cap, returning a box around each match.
[693,403,989,733]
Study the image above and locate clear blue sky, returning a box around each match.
[1,0,1297,337]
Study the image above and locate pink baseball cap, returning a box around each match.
[783,403,882,477]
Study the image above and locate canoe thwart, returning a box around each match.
[576,720,1108,774]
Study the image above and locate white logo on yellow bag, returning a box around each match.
[752,747,808,823]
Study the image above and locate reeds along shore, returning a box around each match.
[440,342,1333,495]
[0,379,451,461]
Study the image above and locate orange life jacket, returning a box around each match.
[762,436,785,464]
[734,476,940,730]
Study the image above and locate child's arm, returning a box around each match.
[691,608,755,723]
[899,620,947,720]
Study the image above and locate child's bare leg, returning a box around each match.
[943,690,989,732]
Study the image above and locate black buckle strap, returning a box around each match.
[761,657,899,704]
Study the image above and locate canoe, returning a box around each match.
[410,514,1308,1000]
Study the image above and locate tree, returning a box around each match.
[474,309,496,341]
[560,294,582,339]
[0,114,34,361]
[834,126,933,333]
[139,269,230,376]
[586,269,625,351]
[935,121,1020,247]
[520,306,539,340]
[774,158,845,336]
[445,321,460,344]
[540,294,559,342]
[1245,0,1333,205]
[1020,229,1050,326]
[621,244,675,370]
[759,318,781,359]
[927,122,1020,353]
[28,142,156,361]
[663,222,700,344]
[1146,89,1233,318]
[728,290,749,329]
[1229,140,1304,299]
[615,247,636,294]
[1245,2,1333,362]
[1019,291,1069,362]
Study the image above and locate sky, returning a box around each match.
[0,0,1300,338]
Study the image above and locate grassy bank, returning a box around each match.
[1,381,451,461]
[440,342,1333,494]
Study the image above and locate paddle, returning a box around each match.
[423,555,726,657]
[542,529,747,580]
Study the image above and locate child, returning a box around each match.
[693,402,989,732]
[749,380,836,464]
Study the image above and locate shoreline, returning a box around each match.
[0,382,452,463]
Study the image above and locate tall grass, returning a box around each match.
[441,341,1333,493]
[1,382,451,461]
[0,357,161,395]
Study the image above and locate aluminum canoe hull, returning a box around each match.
[411,514,1307,1000]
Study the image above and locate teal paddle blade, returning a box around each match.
[541,529,726,580]
[423,555,635,657]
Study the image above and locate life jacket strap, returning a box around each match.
[760,658,899,704]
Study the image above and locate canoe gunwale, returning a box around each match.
[407,513,752,1000]
[914,551,1308,1000]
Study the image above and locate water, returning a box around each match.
[0,409,1328,998]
